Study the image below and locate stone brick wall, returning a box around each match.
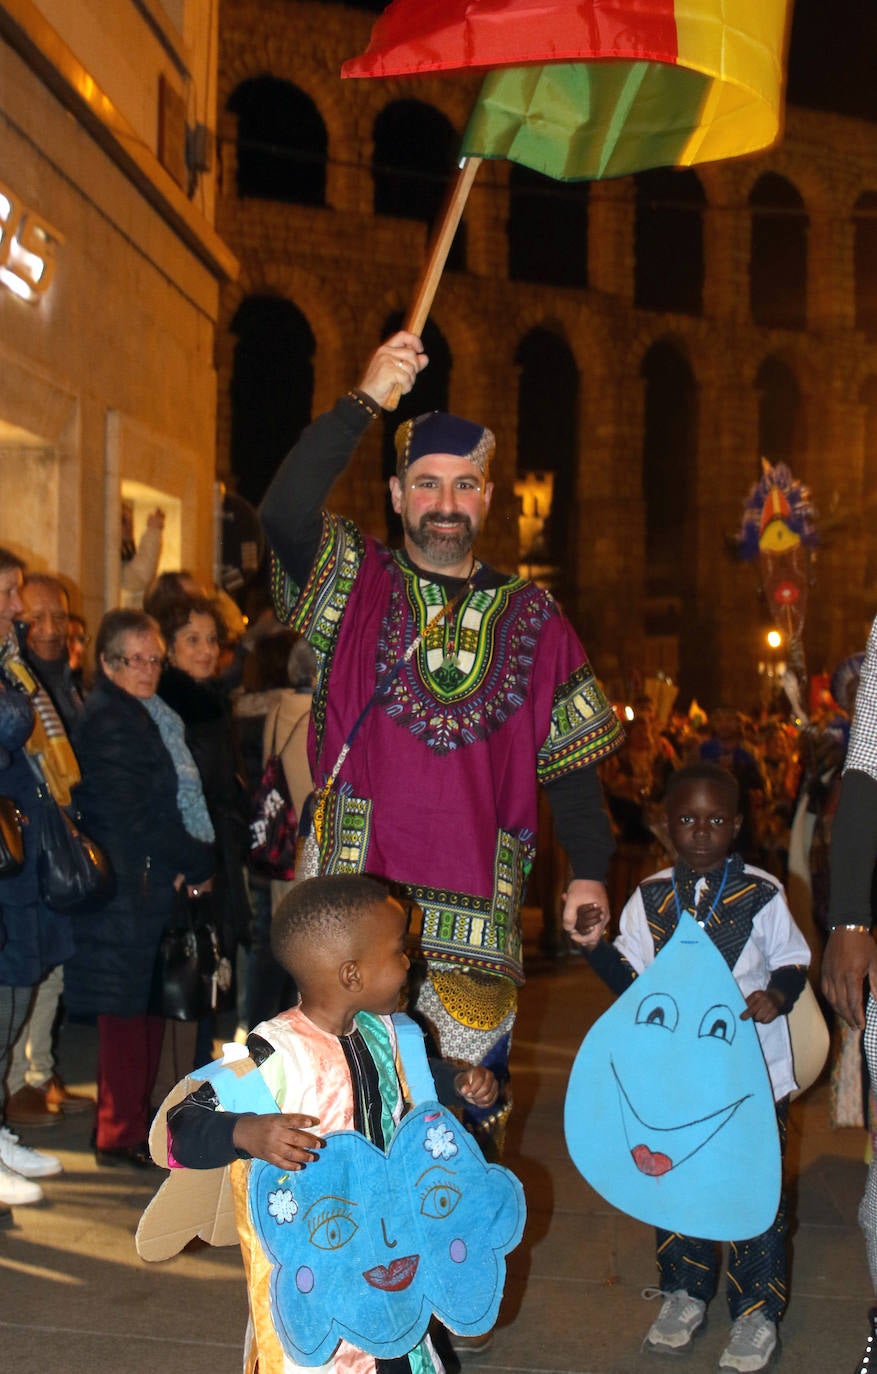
[215,0,877,709]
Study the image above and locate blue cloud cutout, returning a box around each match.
[565,912,780,1241]
[249,1102,525,1366]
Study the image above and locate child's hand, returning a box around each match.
[741,989,784,1024]
[562,881,610,948]
[454,1066,499,1107]
[232,1112,324,1169]
[573,903,605,938]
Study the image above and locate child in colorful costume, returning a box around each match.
[143,874,516,1374]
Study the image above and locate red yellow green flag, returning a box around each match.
[343,0,790,179]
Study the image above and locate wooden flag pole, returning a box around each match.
[384,155,482,411]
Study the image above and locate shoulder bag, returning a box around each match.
[36,786,114,912]
[788,978,830,1100]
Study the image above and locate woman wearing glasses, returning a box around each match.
[64,609,214,1167]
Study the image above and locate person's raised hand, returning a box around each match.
[232,1112,324,1169]
[357,331,428,408]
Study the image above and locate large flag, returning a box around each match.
[343,0,790,179]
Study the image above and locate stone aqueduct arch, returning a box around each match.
[213,11,877,692]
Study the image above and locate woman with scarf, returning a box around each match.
[0,545,75,1203]
[153,595,251,1017]
[64,610,214,1167]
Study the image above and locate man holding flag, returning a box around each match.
[260,331,621,1163]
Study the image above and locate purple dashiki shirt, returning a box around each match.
[272,512,621,985]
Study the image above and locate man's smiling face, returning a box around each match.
[389,456,492,576]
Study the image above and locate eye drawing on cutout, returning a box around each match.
[417,1164,462,1220]
[698,1003,736,1044]
[305,1195,359,1251]
[634,991,679,1031]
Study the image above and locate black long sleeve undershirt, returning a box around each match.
[260,393,373,587]
[827,768,877,928]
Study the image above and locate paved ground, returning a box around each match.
[0,911,871,1374]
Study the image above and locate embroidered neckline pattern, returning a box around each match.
[375,556,549,754]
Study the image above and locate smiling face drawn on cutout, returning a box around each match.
[249,1103,525,1366]
[564,913,780,1241]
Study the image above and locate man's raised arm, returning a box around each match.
[260,333,427,587]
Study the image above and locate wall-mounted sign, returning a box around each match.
[0,178,63,302]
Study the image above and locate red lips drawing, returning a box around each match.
[362,1255,420,1291]
[631,1144,672,1177]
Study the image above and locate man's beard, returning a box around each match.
[403,512,475,568]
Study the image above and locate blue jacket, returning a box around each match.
[0,663,74,986]
[64,674,214,1018]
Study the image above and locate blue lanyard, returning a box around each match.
[672,857,730,929]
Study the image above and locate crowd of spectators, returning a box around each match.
[0,531,864,1229]
[0,543,314,1214]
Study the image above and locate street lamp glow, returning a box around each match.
[766,630,783,649]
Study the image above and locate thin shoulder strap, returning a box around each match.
[270,705,309,759]
[392,1013,438,1104]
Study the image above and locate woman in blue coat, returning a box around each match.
[0,547,73,1206]
[65,609,214,1167]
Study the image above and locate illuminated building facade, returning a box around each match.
[0,0,235,627]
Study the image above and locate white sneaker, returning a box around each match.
[719,1311,778,1371]
[0,1156,44,1204]
[0,1124,62,1177]
[644,1288,707,1351]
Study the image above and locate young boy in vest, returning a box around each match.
[584,763,810,1373]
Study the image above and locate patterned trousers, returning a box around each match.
[655,1097,790,1322]
[860,995,877,1290]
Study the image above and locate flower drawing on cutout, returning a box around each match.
[424,1122,458,1160]
[268,1188,298,1224]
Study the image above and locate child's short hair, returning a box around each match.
[663,761,740,812]
[271,874,390,973]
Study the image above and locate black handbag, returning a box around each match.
[0,797,24,877]
[150,888,222,1022]
[36,788,114,912]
